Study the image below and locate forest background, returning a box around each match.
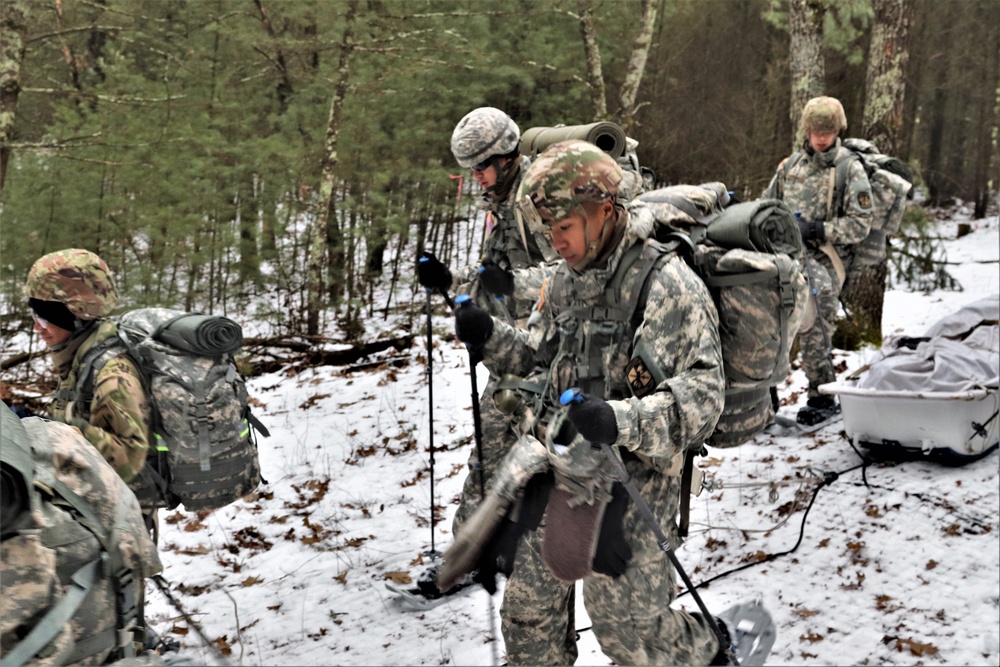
[0,0,998,346]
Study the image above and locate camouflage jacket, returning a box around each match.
[50,320,151,483]
[763,139,874,263]
[476,205,725,556]
[457,156,559,321]
[481,204,725,458]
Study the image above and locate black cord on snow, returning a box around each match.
[678,450,875,597]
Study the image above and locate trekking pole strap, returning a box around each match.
[598,443,737,665]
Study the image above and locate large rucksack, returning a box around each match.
[636,183,810,448]
[74,308,269,512]
[782,138,914,268]
[1,404,160,665]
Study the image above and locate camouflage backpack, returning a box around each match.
[781,138,914,267]
[1,404,161,665]
[636,184,810,448]
[71,308,269,511]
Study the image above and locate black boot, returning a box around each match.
[796,395,841,426]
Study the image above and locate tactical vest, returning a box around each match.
[538,238,671,404]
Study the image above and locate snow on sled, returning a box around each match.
[820,294,999,466]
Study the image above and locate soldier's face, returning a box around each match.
[33,316,72,347]
[472,157,511,190]
[548,201,612,266]
[808,131,837,153]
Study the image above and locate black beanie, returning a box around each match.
[28,298,80,332]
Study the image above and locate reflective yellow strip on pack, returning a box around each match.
[240,419,250,439]
[153,433,169,452]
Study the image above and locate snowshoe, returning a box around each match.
[766,398,843,437]
[716,598,776,666]
[385,564,477,612]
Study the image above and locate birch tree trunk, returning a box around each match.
[615,0,661,131]
[0,0,30,200]
[789,0,825,149]
[306,0,358,336]
[576,0,607,119]
[839,0,912,347]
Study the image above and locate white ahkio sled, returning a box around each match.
[821,294,999,467]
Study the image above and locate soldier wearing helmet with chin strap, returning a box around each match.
[763,95,874,427]
[447,140,734,665]
[412,109,561,604]
[23,248,151,486]
[420,107,558,324]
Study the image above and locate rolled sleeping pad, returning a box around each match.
[520,122,628,159]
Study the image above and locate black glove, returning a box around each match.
[562,389,619,445]
[417,251,452,291]
[455,295,494,350]
[591,482,633,577]
[477,260,514,298]
[473,471,553,594]
[794,213,825,243]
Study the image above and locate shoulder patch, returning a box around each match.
[858,192,872,210]
[625,357,656,398]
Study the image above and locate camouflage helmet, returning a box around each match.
[23,248,119,320]
[450,107,521,169]
[800,96,848,135]
[515,139,623,233]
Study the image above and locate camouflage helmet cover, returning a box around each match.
[515,139,623,232]
[23,248,119,320]
[450,107,521,168]
[800,96,848,134]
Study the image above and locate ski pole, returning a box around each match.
[455,295,487,501]
[560,389,738,666]
[454,294,499,666]
[152,575,232,665]
[423,287,440,559]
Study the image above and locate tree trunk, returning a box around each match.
[840,0,912,345]
[575,0,607,120]
[0,0,30,199]
[788,0,826,149]
[306,0,358,336]
[615,0,662,131]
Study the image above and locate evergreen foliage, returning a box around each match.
[0,0,994,338]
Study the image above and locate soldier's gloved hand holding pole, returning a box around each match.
[417,251,452,292]
[477,260,515,299]
[454,296,494,355]
[562,389,619,446]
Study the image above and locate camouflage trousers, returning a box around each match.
[451,375,522,534]
[798,251,840,396]
[502,523,718,665]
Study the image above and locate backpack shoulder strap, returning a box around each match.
[832,149,870,217]
[69,337,128,419]
[1,558,105,667]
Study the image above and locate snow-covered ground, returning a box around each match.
[48,206,1000,665]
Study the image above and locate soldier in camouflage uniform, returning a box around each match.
[416,109,559,597]
[1,402,162,665]
[23,249,151,484]
[449,140,729,665]
[763,96,874,425]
